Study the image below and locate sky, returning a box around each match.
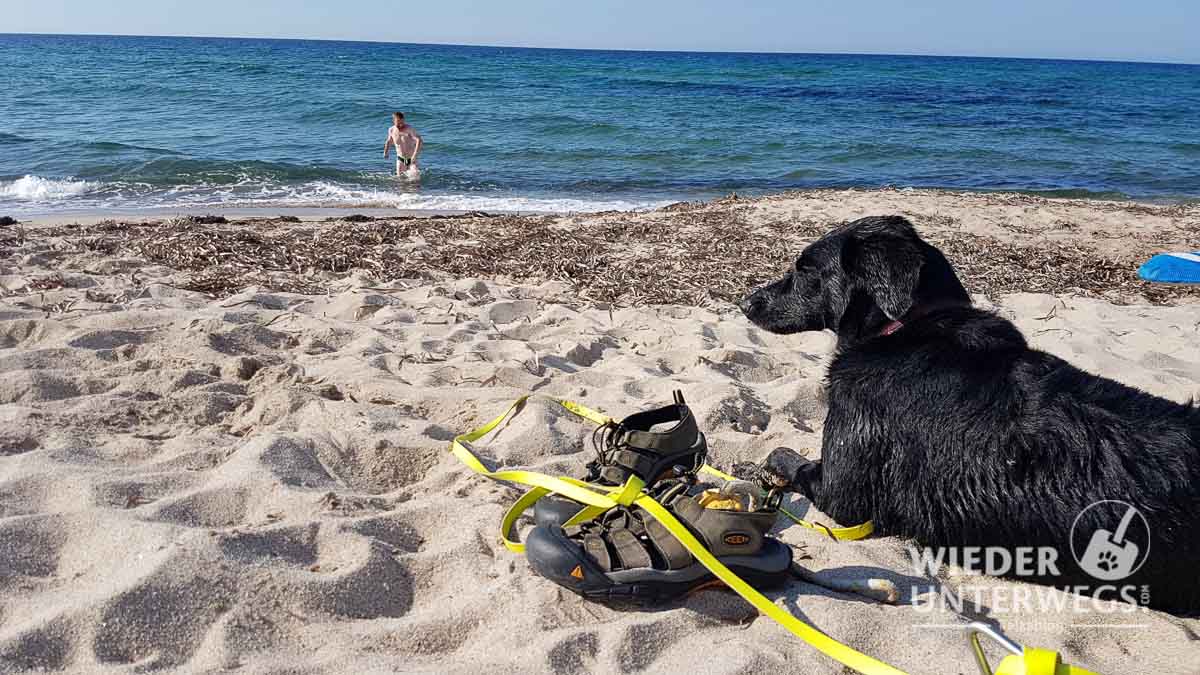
[5,0,1199,64]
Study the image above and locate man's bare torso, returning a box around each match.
[389,124,420,158]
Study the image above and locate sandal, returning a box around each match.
[533,391,708,530]
[526,480,793,603]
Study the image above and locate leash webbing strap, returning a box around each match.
[629,492,906,674]
[447,395,1100,675]
[451,395,648,553]
[454,395,873,543]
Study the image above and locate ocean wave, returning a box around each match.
[380,192,667,213]
[0,132,36,145]
[82,158,375,186]
[535,118,624,137]
[1172,142,1200,157]
[86,141,183,155]
[156,181,667,213]
[0,175,98,201]
[591,76,831,100]
[0,175,665,214]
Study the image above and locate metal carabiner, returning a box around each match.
[967,622,1023,675]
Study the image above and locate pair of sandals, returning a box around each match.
[523,392,794,603]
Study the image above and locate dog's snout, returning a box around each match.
[738,293,762,317]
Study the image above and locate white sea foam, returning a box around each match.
[387,192,664,213]
[0,175,97,201]
[236,181,668,213]
[0,176,669,215]
[336,191,663,213]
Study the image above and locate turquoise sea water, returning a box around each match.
[1,34,1198,214]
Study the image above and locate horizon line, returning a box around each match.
[2,31,1197,67]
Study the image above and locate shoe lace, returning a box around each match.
[587,420,622,480]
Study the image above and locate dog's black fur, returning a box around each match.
[739,216,1200,613]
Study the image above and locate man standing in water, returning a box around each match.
[383,111,422,178]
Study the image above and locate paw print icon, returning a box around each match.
[1074,503,1147,581]
[1094,549,1120,572]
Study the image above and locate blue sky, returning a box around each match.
[6,0,1199,64]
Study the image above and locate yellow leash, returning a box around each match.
[456,395,872,548]
[447,394,1100,675]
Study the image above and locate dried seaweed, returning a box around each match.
[28,198,1200,306]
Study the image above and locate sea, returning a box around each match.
[1,34,1198,215]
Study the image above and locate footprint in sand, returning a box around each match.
[0,619,74,672]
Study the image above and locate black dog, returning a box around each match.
[739,215,1200,613]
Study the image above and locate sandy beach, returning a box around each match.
[1,189,1199,674]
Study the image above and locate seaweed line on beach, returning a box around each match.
[12,203,1199,307]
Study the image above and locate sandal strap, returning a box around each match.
[599,449,659,485]
[569,510,653,572]
[597,391,707,487]
[563,487,780,573]
[609,528,652,570]
[619,399,700,454]
[644,518,695,569]
[582,534,612,571]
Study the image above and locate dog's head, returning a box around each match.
[738,216,969,342]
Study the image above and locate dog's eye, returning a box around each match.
[791,271,819,295]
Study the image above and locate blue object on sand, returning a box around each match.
[1137,252,1200,284]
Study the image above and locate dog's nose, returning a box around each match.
[737,294,759,316]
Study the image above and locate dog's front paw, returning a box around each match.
[759,447,820,496]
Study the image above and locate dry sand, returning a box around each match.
[1,189,1198,673]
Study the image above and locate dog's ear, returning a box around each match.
[841,225,924,320]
